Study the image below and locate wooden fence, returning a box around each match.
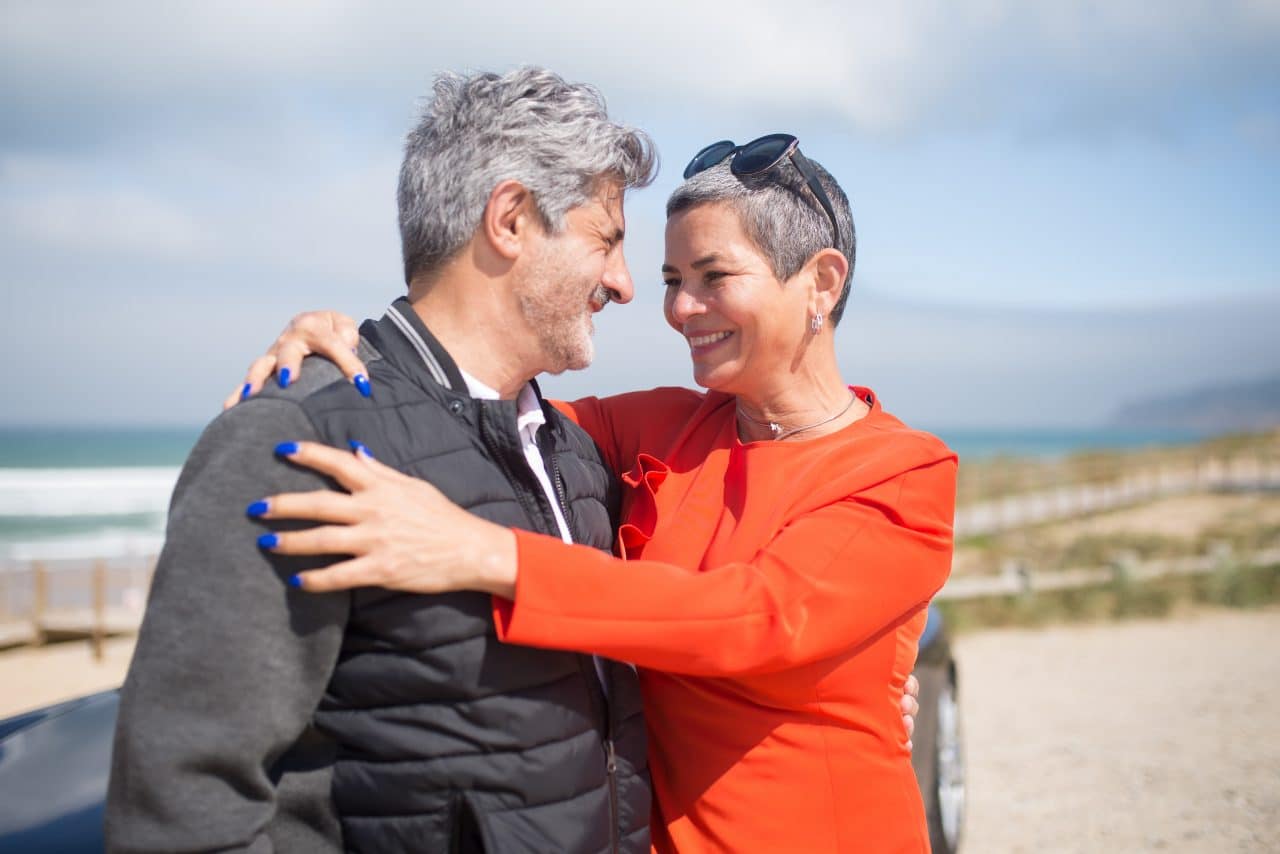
[955,454,1280,537]
[0,558,153,658]
[936,544,1280,601]
[2,452,1278,654]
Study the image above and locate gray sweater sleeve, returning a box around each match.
[106,398,350,853]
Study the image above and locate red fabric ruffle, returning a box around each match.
[617,453,669,559]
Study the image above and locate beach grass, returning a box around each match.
[938,561,1280,634]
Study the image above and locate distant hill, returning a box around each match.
[1109,376,1280,433]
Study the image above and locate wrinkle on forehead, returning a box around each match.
[663,206,767,274]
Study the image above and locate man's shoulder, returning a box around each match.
[545,400,610,463]
[253,353,374,411]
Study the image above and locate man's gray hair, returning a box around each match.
[666,156,857,325]
[398,67,658,284]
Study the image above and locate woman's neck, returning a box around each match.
[733,364,868,443]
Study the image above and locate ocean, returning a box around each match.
[0,424,1207,563]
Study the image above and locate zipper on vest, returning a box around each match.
[549,454,572,536]
[545,431,620,850]
[479,407,550,533]
[575,654,620,851]
[606,737,620,854]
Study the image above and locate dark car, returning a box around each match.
[0,606,965,851]
[910,605,966,854]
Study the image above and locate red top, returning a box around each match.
[494,386,957,853]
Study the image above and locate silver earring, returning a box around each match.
[810,313,824,334]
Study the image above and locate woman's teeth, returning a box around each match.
[688,331,731,347]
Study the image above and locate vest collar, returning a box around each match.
[365,297,469,394]
[364,298,553,419]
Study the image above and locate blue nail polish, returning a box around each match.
[258,532,279,549]
[353,373,371,398]
[275,441,299,457]
[246,500,269,518]
[288,574,303,588]
[278,367,292,389]
[240,382,252,401]
[348,439,373,458]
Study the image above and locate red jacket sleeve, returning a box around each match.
[494,457,956,676]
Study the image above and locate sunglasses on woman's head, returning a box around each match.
[682,133,844,257]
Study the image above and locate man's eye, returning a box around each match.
[662,279,679,288]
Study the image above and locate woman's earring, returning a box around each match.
[810,313,824,334]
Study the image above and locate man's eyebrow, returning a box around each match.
[660,263,678,274]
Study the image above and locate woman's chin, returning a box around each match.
[689,362,740,394]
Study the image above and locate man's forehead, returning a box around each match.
[583,183,627,230]
[596,182,625,216]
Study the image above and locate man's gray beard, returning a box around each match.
[514,265,598,375]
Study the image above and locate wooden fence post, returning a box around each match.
[32,560,48,646]
[91,560,107,662]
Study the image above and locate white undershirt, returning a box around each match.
[458,369,610,695]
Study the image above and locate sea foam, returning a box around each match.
[0,467,180,517]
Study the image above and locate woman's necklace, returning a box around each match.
[736,391,859,441]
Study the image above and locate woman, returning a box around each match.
[241,137,956,852]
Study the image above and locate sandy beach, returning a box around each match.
[0,636,135,718]
[957,605,1280,852]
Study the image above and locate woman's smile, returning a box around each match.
[686,329,734,355]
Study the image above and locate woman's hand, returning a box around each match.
[224,311,368,409]
[903,674,919,751]
[250,441,518,597]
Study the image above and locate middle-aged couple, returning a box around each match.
[107,67,957,853]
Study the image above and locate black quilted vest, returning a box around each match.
[302,300,649,853]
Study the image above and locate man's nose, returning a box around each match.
[602,246,634,305]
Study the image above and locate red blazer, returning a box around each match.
[495,387,957,852]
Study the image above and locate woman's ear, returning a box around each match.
[808,247,849,319]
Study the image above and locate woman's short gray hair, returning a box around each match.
[398,67,658,283]
[666,156,857,325]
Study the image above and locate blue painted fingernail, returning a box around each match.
[288,574,303,588]
[240,382,252,401]
[258,532,279,549]
[348,439,373,458]
[353,373,371,398]
[279,367,291,389]
[274,441,299,457]
[246,500,269,518]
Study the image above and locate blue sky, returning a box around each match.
[2,1,1277,428]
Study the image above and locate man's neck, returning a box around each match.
[406,272,537,400]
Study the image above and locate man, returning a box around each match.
[107,67,656,853]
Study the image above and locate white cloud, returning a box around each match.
[3,1,1277,138]
[1,2,1277,428]
[0,155,214,259]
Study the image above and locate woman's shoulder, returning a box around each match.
[803,389,957,497]
[850,387,956,462]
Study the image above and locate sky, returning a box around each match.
[2,0,1277,429]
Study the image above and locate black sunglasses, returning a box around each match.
[682,133,844,257]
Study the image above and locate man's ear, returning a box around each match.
[808,247,849,319]
[481,180,539,261]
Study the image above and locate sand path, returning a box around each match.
[0,636,135,718]
[957,606,1280,852]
